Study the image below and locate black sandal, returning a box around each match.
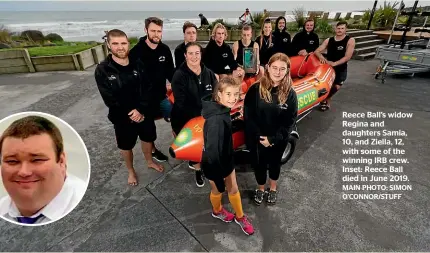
[319,101,330,111]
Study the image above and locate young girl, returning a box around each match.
[243,53,298,205]
[201,76,255,236]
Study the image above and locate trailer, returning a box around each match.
[374,0,430,83]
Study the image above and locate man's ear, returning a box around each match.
[59,152,67,172]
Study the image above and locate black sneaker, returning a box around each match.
[188,161,198,170]
[254,189,265,205]
[195,170,205,187]
[267,189,277,205]
[152,148,168,162]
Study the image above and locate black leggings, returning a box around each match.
[252,142,287,185]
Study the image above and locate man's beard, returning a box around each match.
[112,50,129,59]
[148,36,161,44]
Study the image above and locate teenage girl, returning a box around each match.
[201,76,255,236]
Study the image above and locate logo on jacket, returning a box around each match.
[283,38,288,42]
[205,84,212,91]
[279,103,288,110]
[222,53,228,58]
[337,46,344,50]
[108,75,116,81]
[224,65,230,70]
[133,70,138,76]
[159,56,166,62]
[309,40,314,44]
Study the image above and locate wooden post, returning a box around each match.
[21,49,36,73]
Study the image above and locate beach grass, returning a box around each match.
[27,43,96,57]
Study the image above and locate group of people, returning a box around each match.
[94,15,355,236]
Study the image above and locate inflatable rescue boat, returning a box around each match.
[168,53,335,164]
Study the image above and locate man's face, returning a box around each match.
[146,22,163,44]
[214,28,226,44]
[305,21,314,32]
[1,133,66,214]
[336,24,347,36]
[185,45,201,67]
[278,19,286,30]
[241,29,252,42]
[108,36,129,59]
[184,27,197,43]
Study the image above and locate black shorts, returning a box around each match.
[114,119,156,150]
[334,69,348,85]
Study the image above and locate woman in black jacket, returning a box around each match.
[171,42,218,187]
[243,53,298,205]
[201,76,254,236]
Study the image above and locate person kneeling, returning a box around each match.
[201,77,254,236]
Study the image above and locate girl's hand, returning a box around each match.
[259,136,272,147]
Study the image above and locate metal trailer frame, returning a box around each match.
[374,0,430,83]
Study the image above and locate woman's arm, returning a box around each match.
[267,89,298,145]
[244,85,262,146]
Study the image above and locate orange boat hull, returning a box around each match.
[169,53,335,162]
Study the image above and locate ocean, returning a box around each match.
[0,11,364,42]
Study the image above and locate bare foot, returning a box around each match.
[128,171,138,186]
[148,162,164,172]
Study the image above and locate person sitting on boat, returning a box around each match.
[239,8,253,25]
[273,16,293,57]
[291,18,320,56]
[255,19,276,67]
[314,21,355,111]
[203,23,245,80]
[232,25,264,84]
[243,53,298,205]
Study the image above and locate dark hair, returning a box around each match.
[336,21,348,27]
[145,17,163,29]
[213,76,241,102]
[185,41,202,52]
[106,29,128,42]
[0,115,64,162]
[183,22,197,33]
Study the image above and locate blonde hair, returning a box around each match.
[258,53,293,105]
[213,76,241,102]
[211,23,228,40]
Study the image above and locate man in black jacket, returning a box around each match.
[291,18,320,56]
[273,16,293,57]
[174,22,198,69]
[203,23,245,80]
[95,29,164,186]
[129,17,173,162]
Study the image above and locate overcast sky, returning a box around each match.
[1,0,429,12]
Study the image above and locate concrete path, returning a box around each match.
[0,59,429,251]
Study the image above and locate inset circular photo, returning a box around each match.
[0,112,90,226]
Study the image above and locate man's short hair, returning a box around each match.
[242,25,252,31]
[106,29,128,43]
[145,17,163,29]
[0,116,64,162]
[183,22,197,33]
[336,21,348,27]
